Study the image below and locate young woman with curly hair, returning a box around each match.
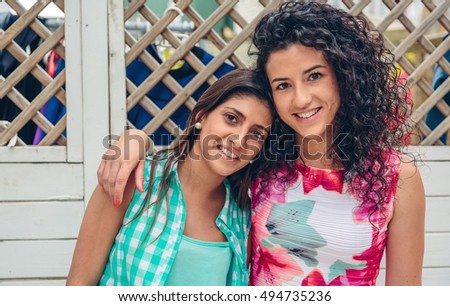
[96,1,425,286]
[248,1,424,286]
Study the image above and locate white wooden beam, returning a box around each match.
[407,146,450,161]
[0,163,83,201]
[80,0,110,204]
[0,240,76,279]
[0,146,66,162]
[0,201,84,240]
[108,0,127,137]
[65,0,83,163]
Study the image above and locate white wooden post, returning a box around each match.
[80,0,110,203]
[65,0,83,163]
[108,0,127,137]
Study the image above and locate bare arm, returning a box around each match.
[385,160,425,285]
[66,179,135,285]
[97,129,151,206]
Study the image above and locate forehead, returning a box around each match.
[219,94,269,110]
[216,95,272,121]
[266,44,330,74]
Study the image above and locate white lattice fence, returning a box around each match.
[1,0,449,146]
[0,0,449,286]
[119,0,449,145]
[0,0,66,146]
[121,0,283,143]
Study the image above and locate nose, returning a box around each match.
[293,85,312,109]
[228,128,247,150]
[228,127,263,161]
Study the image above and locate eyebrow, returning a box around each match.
[225,107,245,119]
[224,107,270,131]
[304,64,326,74]
[270,64,327,83]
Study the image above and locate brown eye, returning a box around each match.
[275,82,290,90]
[225,113,238,123]
[309,72,322,81]
[251,130,264,141]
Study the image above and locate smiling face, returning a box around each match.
[266,44,341,146]
[193,94,273,178]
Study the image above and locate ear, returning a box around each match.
[194,113,206,124]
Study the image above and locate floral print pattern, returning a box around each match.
[250,153,401,286]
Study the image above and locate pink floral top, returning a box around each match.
[250,153,401,286]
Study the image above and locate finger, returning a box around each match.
[135,160,145,192]
[107,162,122,205]
[101,159,112,201]
[97,159,106,192]
[113,164,134,206]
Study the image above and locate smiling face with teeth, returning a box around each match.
[192,95,273,178]
[266,43,341,152]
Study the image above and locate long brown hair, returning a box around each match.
[130,68,275,244]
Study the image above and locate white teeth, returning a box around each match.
[219,146,239,159]
[223,148,238,159]
[296,108,320,119]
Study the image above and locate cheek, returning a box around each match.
[274,98,290,119]
[199,133,222,150]
[242,138,264,157]
[330,98,341,116]
[329,80,341,112]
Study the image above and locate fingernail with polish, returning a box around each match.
[113,199,120,207]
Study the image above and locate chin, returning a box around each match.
[296,127,327,140]
[215,163,246,178]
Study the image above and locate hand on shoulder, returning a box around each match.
[97,129,151,206]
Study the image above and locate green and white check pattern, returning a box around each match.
[99,157,250,286]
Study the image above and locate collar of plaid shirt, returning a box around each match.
[99,157,250,286]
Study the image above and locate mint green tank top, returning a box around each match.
[164,235,232,286]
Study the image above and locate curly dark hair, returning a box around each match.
[250,1,413,218]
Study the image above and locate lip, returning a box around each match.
[217,145,241,161]
[293,107,321,122]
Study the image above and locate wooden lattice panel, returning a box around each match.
[1,0,448,146]
[125,0,449,145]
[0,0,66,146]
[123,0,283,143]
[340,0,450,145]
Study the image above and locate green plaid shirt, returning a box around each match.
[99,157,250,286]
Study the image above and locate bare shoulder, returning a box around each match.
[393,155,425,219]
[384,155,425,285]
[397,156,423,190]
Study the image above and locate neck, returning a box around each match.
[177,151,225,199]
[297,134,337,169]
